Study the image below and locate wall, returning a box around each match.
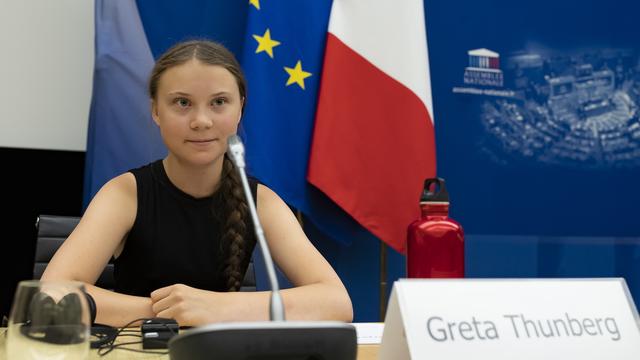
[0,0,93,151]
[0,0,93,319]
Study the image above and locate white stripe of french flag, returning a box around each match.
[308,0,436,253]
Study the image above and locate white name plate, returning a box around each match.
[380,278,640,360]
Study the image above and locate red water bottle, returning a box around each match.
[407,178,464,278]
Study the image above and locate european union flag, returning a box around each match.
[241,0,375,245]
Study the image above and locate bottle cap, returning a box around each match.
[420,178,450,203]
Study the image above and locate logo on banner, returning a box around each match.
[464,48,504,87]
[453,46,640,169]
[453,47,513,98]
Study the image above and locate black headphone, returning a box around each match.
[19,291,117,348]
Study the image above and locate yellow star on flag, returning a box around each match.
[249,0,260,10]
[253,29,280,58]
[284,60,312,90]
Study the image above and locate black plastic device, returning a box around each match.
[141,317,178,349]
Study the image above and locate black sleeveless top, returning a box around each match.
[113,160,258,296]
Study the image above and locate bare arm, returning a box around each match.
[150,184,353,325]
[259,184,353,321]
[41,173,154,326]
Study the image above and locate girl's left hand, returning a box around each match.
[150,283,220,326]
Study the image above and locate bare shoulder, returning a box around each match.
[256,183,281,205]
[83,172,137,230]
[99,172,137,198]
[256,183,294,216]
[255,183,297,230]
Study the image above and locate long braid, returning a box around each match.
[219,155,249,291]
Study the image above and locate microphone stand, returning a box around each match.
[168,135,357,360]
[227,135,284,321]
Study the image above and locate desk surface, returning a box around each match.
[0,328,379,359]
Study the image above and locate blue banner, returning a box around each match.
[426,0,640,300]
[428,0,640,236]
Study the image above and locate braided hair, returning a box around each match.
[218,155,250,291]
[149,40,249,291]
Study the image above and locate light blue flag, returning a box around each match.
[83,0,166,206]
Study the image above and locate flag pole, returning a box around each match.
[295,210,304,227]
[379,241,387,321]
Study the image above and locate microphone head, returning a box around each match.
[227,134,245,168]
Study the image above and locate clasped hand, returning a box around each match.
[150,284,223,326]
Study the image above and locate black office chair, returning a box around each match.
[33,214,256,292]
[33,214,115,289]
[239,261,257,292]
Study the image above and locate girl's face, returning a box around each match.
[151,59,243,167]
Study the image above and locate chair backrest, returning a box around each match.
[33,214,256,292]
[240,261,256,292]
[34,214,115,289]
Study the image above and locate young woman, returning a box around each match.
[42,40,353,327]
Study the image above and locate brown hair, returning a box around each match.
[149,40,246,107]
[150,40,249,291]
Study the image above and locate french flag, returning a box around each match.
[308,0,436,253]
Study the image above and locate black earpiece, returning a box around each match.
[20,291,106,346]
[27,291,56,328]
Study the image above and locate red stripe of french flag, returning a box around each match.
[308,0,436,253]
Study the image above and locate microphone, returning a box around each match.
[226,134,284,321]
[168,135,357,360]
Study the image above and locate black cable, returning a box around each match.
[99,341,169,356]
[96,317,177,356]
[119,317,149,329]
[90,324,119,349]
[94,317,147,355]
[84,292,97,325]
